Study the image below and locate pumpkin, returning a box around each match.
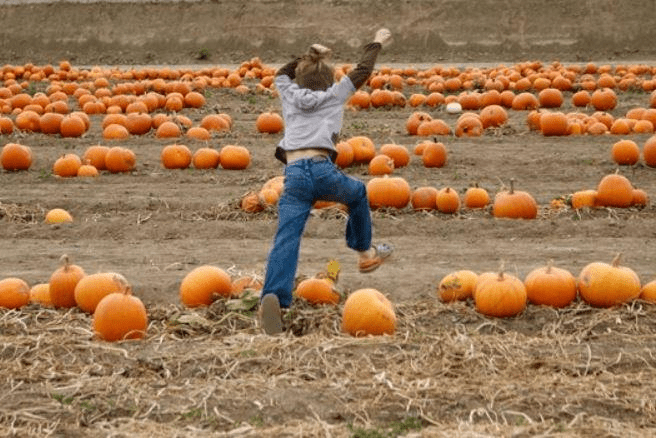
[230,275,263,298]
[0,277,30,309]
[463,184,490,209]
[348,90,371,109]
[406,112,432,135]
[571,190,597,209]
[539,111,569,136]
[492,179,538,219]
[632,188,649,207]
[334,141,354,168]
[161,144,192,169]
[53,153,82,177]
[379,143,410,168]
[595,172,633,208]
[436,187,460,214]
[105,146,136,173]
[74,272,129,313]
[102,113,128,129]
[341,288,396,336]
[186,126,211,141]
[421,141,447,168]
[410,186,438,211]
[45,208,73,224]
[29,283,52,307]
[524,261,577,308]
[611,139,640,165]
[59,114,87,137]
[192,147,221,169]
[0,116,14,134]
[479,104,508,128]
[77,163,99,177]
[15,110,41,132]
[1,142,32,171]
[640,279,656,304]
[125,112,152,135]
[82,145,109,171]
[347,136,376,164]
[49,255,86,308]
[455,115,483,137]
[474,270,527,318]
[538,88,564,108]
[155,121,182,139]
[416,119,451,136]
[93,290,148,342]
[578,253,641,307]
[179,265,232,307]
[438,270,478,302]
[368,154,394,175]
[367,175,411,209]
[184,91,206,108]
[39,112,64,134]
[220,145,251,170]
[295,277,340,305]
[200,114,231,132]
[240,191,265,212]
[590,88,617,111]
[511,92,540,110]
[256,112,284,134]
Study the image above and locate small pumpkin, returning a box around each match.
[524,261,577,308]
[256,112,284,134]
[49,255,86,308]
[474,269,527,318]
[436,187,460,214]
[611,139,640,166]
[53,153,82,177]
[295,277,340,305]
[45,208,73,224]
[438,270,478,302]
[192,147,221,169]
[179,265,232,307]
[334,141,354,168]
[105,147,136,173]
[82,145,110,171]
[595,172,633,208]
[347,136,376,164]
[74,272,130,313]
[0,277,30,309]
[571,189,597,209]
[341,288,396,336]
[368,154,394,175]
[421,141,447,168]
[640,279,656,304]
[379,143,410,168]
[93,289,148,342]
[240,191,265,213]
[492,179,538,219]
[220,145,251,170]
[230,275,263,298]
[578,253,641,307]
[463,184,490,209]
[161,144,192,169]
[410,186,438,211]
[29,283,52,307]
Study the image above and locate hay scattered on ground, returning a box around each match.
[2,297,656,437]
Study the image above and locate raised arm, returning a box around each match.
[276,57,301,79]
[347,28,392,89]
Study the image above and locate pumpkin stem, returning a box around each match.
[59,254,70,271]
[611,252,622,267]
[509,178,515,195]
[497,260,506,280]
[113,274,131,294]
[546,259,554,274]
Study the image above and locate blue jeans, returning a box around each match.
[262,156,372,307]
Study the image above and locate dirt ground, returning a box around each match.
[2,1,656,436]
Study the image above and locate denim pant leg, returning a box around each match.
[312,160,372,252]
[261,164,314,308]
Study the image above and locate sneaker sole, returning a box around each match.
[260,294,283,335]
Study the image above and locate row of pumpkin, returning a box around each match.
[1,251,655,340]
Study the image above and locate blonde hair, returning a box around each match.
[295,47,335,91]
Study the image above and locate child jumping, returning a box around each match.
[259,28,394,335]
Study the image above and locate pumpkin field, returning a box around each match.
[3,47,656,437]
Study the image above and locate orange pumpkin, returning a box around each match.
[416,119,451,136]
[155,121,182,138]
[492,179,538,219]
[455,114,483,137]
[256,112,284,134]
[49,255,86,308]
[295,277,340,305]
[200,114,230,132]
[39,112,64,134]
[367,175,411,209]
[590,88,617,111]
[186,126,211,141]
[45,208,73,224]
[474,270,527,317]
[53,153,82,177]
[463,184,490,209]
[640,279,656,303]
[82,145,109,171]
[421,141,447,168]
[0,277,30,309]
[571,190,597,209]
[368,154,395,175]
[347,136,376,164]
[341,288,396,336]
[438,270,478,302]
[334,141,354,168]
[1,142,32,171]
[406,111,432,135]
[540,111,569,136]
[240,191,265,213]
[611,139,640,165]
[595,172,633,208]
[230,275,263,298]
[179,265,232,307]
[192,147,221,169]
[524,261,577,308]
[29,283,52,307]
[219,145,251,170]
[161,144,192,169]
[479,104,508,128]
[643,135,656,167]
[410,186,438,211]
[59,114,87,137]
[77,163,99,177]
[93,290,148,341]
[74,272,129,313]
[105,147,136,173]
[436,187,461,214]
[379,143,410,168]
[125,112,152,135]
[578,254,641,307]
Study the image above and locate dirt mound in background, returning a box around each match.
[2,0,656,65]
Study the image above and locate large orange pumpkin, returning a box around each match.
[0,277,30,309]
[492,179,538,219]
[256,112,284,134]
[474,270,527,318]
[595,172,633,208]
[105,147,136,173]
[295,277,340,305]
[347,136,376,164]
[578,254,641,307]
[1,143,32,171]
[341,288,396,336]
[52,153,82,177]
[367,175,411,209]
[179,265,232,307]
[161,144,192,169]
[524,261,577,308]
[219,145,251,170]
[93,290,148,342]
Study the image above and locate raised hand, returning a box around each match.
[374,28,392,46]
